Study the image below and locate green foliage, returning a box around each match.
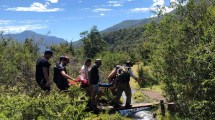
[0,36,129,119]
[133,91,145,103]
[137,64,158,87]
[81,26,107,58]
[0,87,91,120]
[69,41,75,56]
[50,41,74,57]
[102,26,145,61]
[144,0,215,119]
[0,39,39,90]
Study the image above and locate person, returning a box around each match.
[35,50,53,91]
[113,60,139,108]
[88,59,103,109]
[107,65,121,96]
[79,58,92,96]
[53,56,64,85]
[53,56,75,91]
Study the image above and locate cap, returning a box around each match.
[116,65,121,69]
[125,60,133,66]
[95,59,102,64]
[44,50,53,56]
[125,60,131,64]
[62,56,70,63]
[59,56,64,61]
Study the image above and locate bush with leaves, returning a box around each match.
[145,0,215,119]
[0,86,92,120]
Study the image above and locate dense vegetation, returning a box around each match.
[143,0,215,119]
[0,35,124,119]
[1,0,215,119]
[102,0,215,119]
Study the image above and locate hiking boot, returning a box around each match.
[113,104,121,108]
[125,104,132,108]
[90,105,98,110]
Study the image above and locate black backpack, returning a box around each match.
[116,66,130,83]
[53,64,60,84]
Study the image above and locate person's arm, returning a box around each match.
[43,67,50,86]
[108,69,116,83]
[88,70,92,85]
[80,66,86,80]
[61,71,75,80]
[129,69,138,81]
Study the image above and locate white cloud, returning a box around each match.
[130,0,188,16]
[0,24,47,34]
[92,8,112,12]
[109,3,123,7]
[6,2,63,12]
[46,0,59,3]
[100,13,105,16]
[152,0,165,7]
[0,20,13,25]
[107,1,123,7]
[18,20,51,24]
[78,1,83,3]
[130,8,150,12]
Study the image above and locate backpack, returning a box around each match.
[116,66,130,83]
[53,64,60,84]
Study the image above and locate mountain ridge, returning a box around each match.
[2,30,67,51]
[101,17,159,33]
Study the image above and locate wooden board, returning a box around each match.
[98,102,160,111]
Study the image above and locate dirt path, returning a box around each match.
[142,90,166,102]
[130,64,166,103]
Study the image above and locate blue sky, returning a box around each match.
[0,0,184,42]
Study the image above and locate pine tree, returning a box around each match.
[81,26,107,58]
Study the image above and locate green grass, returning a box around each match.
[133,91,146,103]
[141,84,164,92]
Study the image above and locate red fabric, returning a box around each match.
[75,77,81,82]
[68,80,78,86]
[81,79,87,85]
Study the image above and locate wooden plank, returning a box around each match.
[99,102,160,111]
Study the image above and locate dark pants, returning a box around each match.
[114,82,131,106]
[36,79,50,91]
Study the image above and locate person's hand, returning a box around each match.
[45,80,51,87]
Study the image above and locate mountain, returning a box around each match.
[3,30,67,51]
[101,17,159,33]
[73,39,83,48]
[3,30,66,45]
[73,17,159,48]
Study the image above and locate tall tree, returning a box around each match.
[81,26,107,58]
[69,42,75,56]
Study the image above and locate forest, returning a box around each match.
[0,0,215,119]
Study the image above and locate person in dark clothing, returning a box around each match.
[53,56,75,91]
[88,59,103,109]
[113,60,139,108]
[36,50,53,91]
